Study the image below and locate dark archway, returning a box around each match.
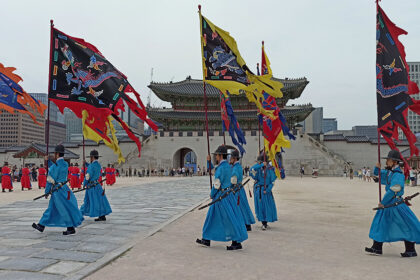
[173,148,197,171]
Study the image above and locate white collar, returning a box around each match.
[57,157,64,162]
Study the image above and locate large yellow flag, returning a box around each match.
[199,12,283,116]
[82,110,124,163]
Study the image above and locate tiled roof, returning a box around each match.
[323,134,345,141]
[344,136,370,143]
[13,143,79,159]
[147,106,314,122]
[148,77,309,102]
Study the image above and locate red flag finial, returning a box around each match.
[50,19,54,27]
[262,40,264,46]
[198,5,201,11]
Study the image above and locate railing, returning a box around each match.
[306,133,350,168]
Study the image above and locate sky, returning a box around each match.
[1,0,419,129]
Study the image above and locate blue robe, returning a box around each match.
[232,161,255,225]
[39,158,84,227]
[250,163,278,223]
[369,166,420,243]
[202,160,248,243]
[80,161,112,218]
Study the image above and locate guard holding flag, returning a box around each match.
[196,145,248,250]
[365,150,420,257]
[250,153,278,230]
[230,149,255,231]
[32,145,84,235]
[80,150,112,221]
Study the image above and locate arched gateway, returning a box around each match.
[173,148,197,171]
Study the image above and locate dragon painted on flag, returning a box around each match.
[49,26,157,162]
[220,90,246,155]
[0,63,46,124]
[376,3,420,169]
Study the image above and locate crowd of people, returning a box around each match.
[1,161,118,192]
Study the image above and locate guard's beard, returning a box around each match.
[215,160,219,165]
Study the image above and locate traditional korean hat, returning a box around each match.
[231,149,240,159]
[89,150,101,158]
[54,144,65,153]
[4,162,8,166]
[382,150,401,162]
[257,152,268,162]
[212,145,228,155]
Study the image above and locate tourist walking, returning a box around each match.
[196,145,248,250]
[80,150,112,221]
[366,168,371,182]
[1,162,13,192]
[250,153,278,230]
[32,145,84,235]
[365,150,420,257]
[230,149,255,231]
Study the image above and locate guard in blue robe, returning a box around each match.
[32,145,84,235]
[80,150,112,221]
[230,149,255,231]
[366,150,420,257]
[250,154,278,230]
[196,145,248,250]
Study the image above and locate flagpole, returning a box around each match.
[219,91,226,145]
[46,19,54,171]
[256,63,261,153]
[198,5,212,189]
[376,1,382,203]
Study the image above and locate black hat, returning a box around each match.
[89,150,100,157]
[4,162,8,166]
[212,145,228,155]
[54,145,65,153]
[383,150,401,162]
[231,149,240,159]
[257,152,268,162]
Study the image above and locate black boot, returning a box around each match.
[227,241,243,250]
[63,227,76,235]
[94,216,106,222]
[32,223,45,233]
[262,221,268,230]
[9,189,13,192]
[246,224,252,231]
[2,189,5,193]
[196,238,210,247]
[365,240,383,255]
[401,241,417,257]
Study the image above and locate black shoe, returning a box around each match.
[9,189,13,192]
[246,224,252,231]
[227,241,243,250]
[38,187,41,189]
[401,251,417,257]
[94,216,106,222]
[63,227,76,235]
[32,223,45,233]
[365,247,382,255]
[2,189,5,193]
[196,238,210,247]
[21,188,24,191]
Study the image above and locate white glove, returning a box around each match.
[85,173,90,180]
[47,176,55,184]
[390,185,401,192]
[214,178,221,190]
[231,176,238,185]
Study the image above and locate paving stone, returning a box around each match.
[0,271,63,280]
[0,238,44,247]
[34,249,103,263]
[33,241,81,250]
[42,260,87,275]
[73,242,121,253]
[0,257,58,271]
[0,247,45,257]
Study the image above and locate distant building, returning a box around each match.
[399,62,420,139]
[64,109,83,142]
[0,109,45,147]
[46,120,67,146]
[322,118,337,133]
[301,107,323,134]
[31,93,64,124]
[352,125,377,139]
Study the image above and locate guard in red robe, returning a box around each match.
[80,163,87,188]
[68,163,73,182]
[1,162,13,192]
[111,165,116,185]
[38,164,47,189]
[70,163,81,190]
[99,168,103,186]
[105,164,113,186]
[21,166,32,190]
